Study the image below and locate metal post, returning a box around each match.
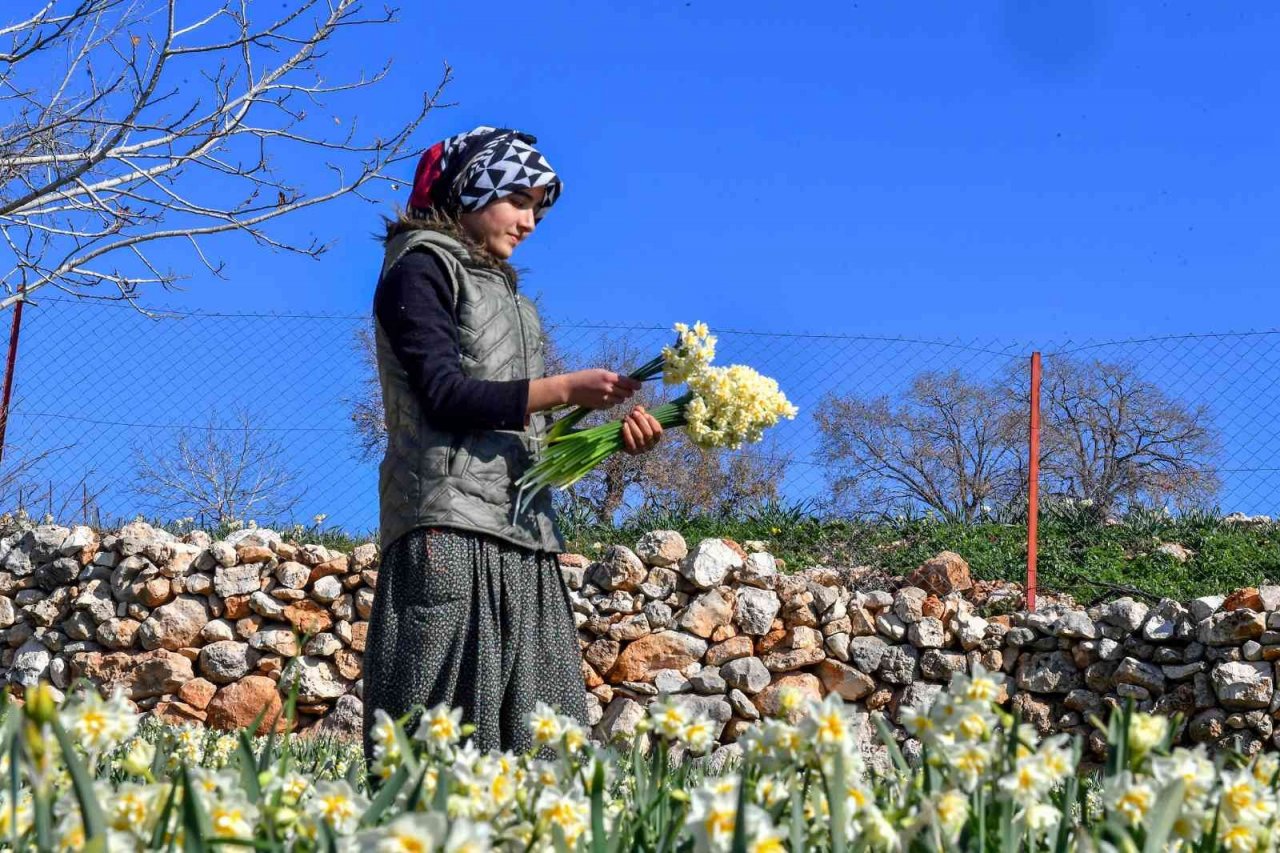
[1027,351,1042,611]
[0,288,26,467]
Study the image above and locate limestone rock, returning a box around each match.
[1017,651,1083,694]
[816,659,875,701]
[279,656,349,703]
[733,588,781,636]
[907,552,973,597]
[1200,610,1266,646]
[214,564,262,598]
[198,641,260,684]
[721,657,772,694]
[753,673,822,723]
[309,694,363,741]
[634,531,687,568]
[598,697,646,742]
[138,595,208,651]
[679,539,744,590]
[677,588,735,639]
[71,649,193,700]
[1212,661,1273,710]
[607,631,707,683]
[205,675,286,734]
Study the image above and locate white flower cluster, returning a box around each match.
[661,321,797,450]
[685,364,799,450]
[13,664,1280,851]
[661,321,717,386]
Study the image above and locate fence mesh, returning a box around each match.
[2,297,1279,534]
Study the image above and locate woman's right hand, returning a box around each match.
[558,369,642,409]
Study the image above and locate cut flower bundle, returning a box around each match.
[516,322,798,512]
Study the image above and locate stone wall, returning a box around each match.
[0,521,1276,758]
[0,521,370,738]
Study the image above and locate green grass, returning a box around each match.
[560,501,1280,604]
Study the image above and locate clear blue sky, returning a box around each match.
[168,1,1280,341]
[14,1,1280,528]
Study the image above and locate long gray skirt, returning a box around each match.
[361,526,587,769]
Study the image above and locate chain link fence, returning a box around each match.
[1,297,1279,534]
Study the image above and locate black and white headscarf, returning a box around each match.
[408,126,562,221]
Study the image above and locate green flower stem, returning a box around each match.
[545,356,668,441]
[517,396,693,512]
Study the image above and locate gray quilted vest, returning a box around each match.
[375,228,563,553]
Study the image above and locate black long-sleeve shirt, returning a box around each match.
[374,249,531,432]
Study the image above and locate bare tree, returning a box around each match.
[349,325,383,461]
[133,406,299,524]
[0,0,444,306]
[638,434,788,519]
[815,357,1222,521]
[1035,356,1220,514]
[814,370,1024,522]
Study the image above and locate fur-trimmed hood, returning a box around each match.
[381,211,519,285]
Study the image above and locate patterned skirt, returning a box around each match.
[361,526,587,768]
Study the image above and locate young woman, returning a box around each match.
[363,126,663,767]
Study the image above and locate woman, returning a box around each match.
[363,126,663,767]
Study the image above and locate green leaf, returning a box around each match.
[432,766,452,814]
[406,762,436,812]
[318,818,340,853]
[789,779,805,853]
[33,787,52,852]
[50,714,108,842]
[872,713,910,776]
[149,782,179,850]
[1142,780,1185,853]
[359,764,410,828]
[3,711,20,849]
[179,765,210,853]
[728,769,750,853]
[828,749,848,853]
[345,755,363,790]
[236,731,261,800]
[590,757,607,853]
[1051,737,1083,853]
[552,822,570,853]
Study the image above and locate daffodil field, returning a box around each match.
[2,660,1277,852]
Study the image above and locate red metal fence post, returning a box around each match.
[0,288,26,468]
[1027,351,1042,611]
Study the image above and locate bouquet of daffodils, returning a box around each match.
[516,322,798,512]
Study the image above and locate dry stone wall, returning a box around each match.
[1,521,1278,760]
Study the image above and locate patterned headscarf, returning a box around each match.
[407,126,562,222]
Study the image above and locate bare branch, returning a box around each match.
[0,0,448,306]
[132,405,301,524]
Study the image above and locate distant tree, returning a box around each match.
[637,434,788,520]
[349,326,385,461]
[0,0,442,306]
[815,356,1222,521]
[814,370,1023,522]
[133,407,299,524]
[1035,356,1220,514]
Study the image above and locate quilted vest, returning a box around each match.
[375,228,563,553]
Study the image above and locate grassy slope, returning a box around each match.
[561,508,1280,604]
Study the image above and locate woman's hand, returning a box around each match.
[621,405,663,455]
[556,369,642,410]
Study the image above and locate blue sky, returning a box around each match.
[12,1,1280,529]
[167,1,1280,341]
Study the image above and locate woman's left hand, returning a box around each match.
[621,405,663,455]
